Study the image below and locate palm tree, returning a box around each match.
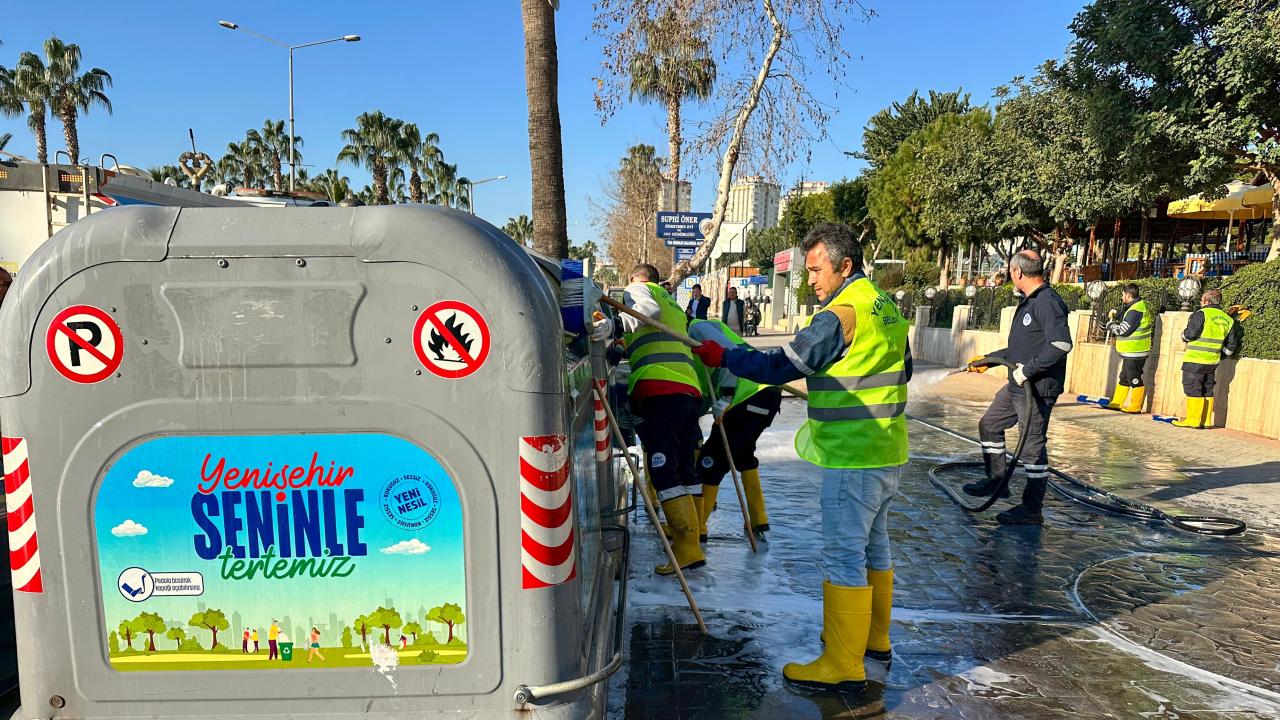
[218,141,266,190]
[337,111,402,205]
[628,9,715,186]
[43,36,112,164]
[147,165,188,187]
[503,214,534,246]
[310,169,351,204]
[356,184,377,205]
[0,132,11,153]
[619,144,665,265]
[10,52,51,163]
[399,123,442,204]
[387,166,408,204]
[246,119,300,192]
[429,162,461,207]
[456,176,472,212]
[521,0,569,258]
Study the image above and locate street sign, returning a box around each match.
[748,275,769,285]
[656,211,712,241]
[674,247,696,261]
[663,239,702,248]
[45,304,124,384]
[413,300,492,379]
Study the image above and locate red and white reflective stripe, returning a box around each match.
[3,436,43,594]
[92,193,118,207]
[519,434,576,589]
[593,379,610,462]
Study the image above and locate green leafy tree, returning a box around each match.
[859,89,972,169]
[165,627,187,650]
[780,191,835,248]
[366,606,403,646]
[503,214,534,247]
[569,241,600,262]
[745,226,792,272]
[627,7,716,185]
[1062,0,1280,257]
[352,615,371,648]
[117,620,137,649]
[43,36,112,164]
[403,621,423,644]
[427,603,465,644]
[108,630,120,654]
[188,609,229,650]
[131,611,167,652]
[340,626,353,649]
[338,111,403,205]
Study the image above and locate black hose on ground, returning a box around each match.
[921,357,1247,537]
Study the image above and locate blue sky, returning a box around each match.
[2,1,1083,247]
[95,433,466,639]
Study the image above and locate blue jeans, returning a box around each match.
[820,465,902,587]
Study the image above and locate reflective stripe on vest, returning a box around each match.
[690,318,767,408]
[623,283,701,393]
[795,277,909,469]
[1183,306,1233,366]
[1115,300,1154,357]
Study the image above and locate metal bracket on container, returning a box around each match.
[514,524,630,706]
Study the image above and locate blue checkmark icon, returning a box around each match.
[121,579,144,597]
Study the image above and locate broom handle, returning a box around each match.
[600,295,809,401]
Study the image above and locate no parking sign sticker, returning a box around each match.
[413,300,491,379]
[45,304,123,384]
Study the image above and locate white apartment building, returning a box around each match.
[778,179,831,218]
[725,176,781,230]
[658,178,692,212]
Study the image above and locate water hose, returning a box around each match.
[922,357,1247,537]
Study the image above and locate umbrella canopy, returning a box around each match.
[1167,181,1274,220]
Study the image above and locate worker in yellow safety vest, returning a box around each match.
[620,264,707,575]
[693,223,909,693]
[687,318,782,542]
[1104,283,1154,413]
[1173,289,1242,428]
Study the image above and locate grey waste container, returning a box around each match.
[0,206,627,719]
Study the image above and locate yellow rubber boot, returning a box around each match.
[1105,385,1130,410]
[656,495,706,576]
[1201,397,1215,429]
[866,569,893,665]
[742,468,770,534]
[784,582,873,691]
[1121,386,1146,414]
[698,484,720,543]
[1173,397,1205,428]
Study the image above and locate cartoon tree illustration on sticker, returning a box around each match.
[108,631,120,654]
[118,619,138,649]
[403,621,422,644]
[189,609,230,649]
[166,627,187,649]
[340,626,353,649]
[133,611,167,652]
[353,614,371,649]
[366,606,403,646]
[427,603,465,644]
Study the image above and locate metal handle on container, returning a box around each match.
[514,524,629,705]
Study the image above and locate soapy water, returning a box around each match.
[608,371,1280,718]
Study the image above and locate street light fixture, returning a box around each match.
[466,175,507,215]
[218,20,360,192]
[1177,277,1202,312]
[724,217,757,299]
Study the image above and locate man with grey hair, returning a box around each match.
[965,249,1072,525]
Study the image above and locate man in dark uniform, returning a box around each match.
[963,250,1073,525]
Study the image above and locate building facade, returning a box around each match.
[725,176,781,230]
[658,179,692,212]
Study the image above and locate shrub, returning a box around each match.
[109,631,120,654]
[1053,284,1085,311]
[1220,260,1280,360]
[447,637,465,646]
[179,637,203,652]
[417,649,439,663]
[874,267,905,290]
[903,257,938,290]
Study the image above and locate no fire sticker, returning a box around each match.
[413,300,491,379]
[45,304,123,384]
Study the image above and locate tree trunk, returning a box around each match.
[669,0,785,285]
[937,248,949,289]
[30,107,47,164]
[1267,172,1280,262]
[60,104,79,164]
[273,156,283,192]
[383,626,391,646]
[445,621,454,644]
[666,94,682,186]
[410,171,423,204]
[373,160,389,206]
[147,631,156,652]
[521,0,569,259]
[210,627,219,649]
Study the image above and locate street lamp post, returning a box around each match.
[218,20,360,192]
[467,175,507,215]
[724,216,757,299]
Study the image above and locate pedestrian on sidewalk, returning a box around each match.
[685,284,710,320]
[1172,289,1242,429]
[964,250,1072,525]
[687,317,780,542]
[694,223,909,692]
[721,286,745,334]
[621,264,707,576]
[1104,283,1154,413]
